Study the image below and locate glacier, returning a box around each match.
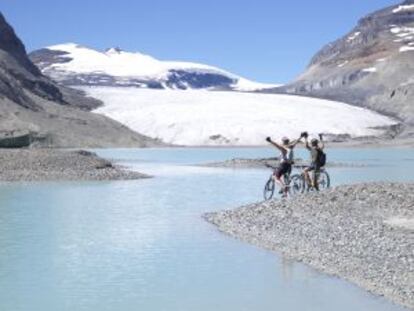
[84,87,397,146]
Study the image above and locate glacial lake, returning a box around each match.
[1,147,413,311]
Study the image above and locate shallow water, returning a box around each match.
[0,147,413,311]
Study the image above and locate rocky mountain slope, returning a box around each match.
[272,0,414,126]
[29,43,277,91]
[0,12,158,147]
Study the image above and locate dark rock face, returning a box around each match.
[271,1,414,124]
[0,13,63,110]
[0,132,31,148]
[0,13,101,111]
[165,70,235,89]
[0,13,40,76]
[29,48,73,71]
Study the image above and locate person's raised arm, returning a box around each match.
[300,132,311,150]
[266,137,287,154]
[319,133,325,150]
[289,135,303,148]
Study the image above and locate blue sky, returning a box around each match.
[2,0,399,83]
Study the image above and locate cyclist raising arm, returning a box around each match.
[303,133,326,190]
[266,135,302,197]
[318,133,325,150]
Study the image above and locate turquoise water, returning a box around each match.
[0,147,413,311]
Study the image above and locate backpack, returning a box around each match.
[316,149,327,167]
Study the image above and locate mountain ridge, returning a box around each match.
[269,0,414,127]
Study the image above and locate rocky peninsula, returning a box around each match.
[205,183,414,309]
[0,149,149,182]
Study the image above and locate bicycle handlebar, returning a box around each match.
[264,163,278,170]
[265,163,327,171]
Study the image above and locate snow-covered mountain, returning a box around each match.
[29,43,278,91]
[85,87,397,146]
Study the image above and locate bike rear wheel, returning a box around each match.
[289,174,304,196]
[263,177,275,200]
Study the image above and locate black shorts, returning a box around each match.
[306,163,321,172]
[274,162,292,178]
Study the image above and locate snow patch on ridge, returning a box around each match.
[390,27,414,37]
[347,32,361,42]
[338,60,349,68]
[400,45,414,52]
[393,4,414,13]
[362,67,377,73]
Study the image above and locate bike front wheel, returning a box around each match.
[318,170,331,189]
[263,177,275,200]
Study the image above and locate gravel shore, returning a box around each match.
[204,183,414,309]
[200,157,367,169]
[0,149,150,181]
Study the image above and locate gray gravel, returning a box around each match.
[204,183,414,309]
[200,157,367,169]
[0,149,150,181]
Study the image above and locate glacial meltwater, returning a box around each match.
[1,147,413,311]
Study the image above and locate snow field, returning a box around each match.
[86,87,397,146]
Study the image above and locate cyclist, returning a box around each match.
[303,133,326,190]
[266,135,302,197]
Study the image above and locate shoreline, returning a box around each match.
[198,157,370,169]
[0,149,150,182]
[86,139,414,150]
[204,183,414,309]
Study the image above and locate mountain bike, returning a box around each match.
[263,164,303,200]
[312,168,331,191]
[296,166,331,193]
[263,165,331,200]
